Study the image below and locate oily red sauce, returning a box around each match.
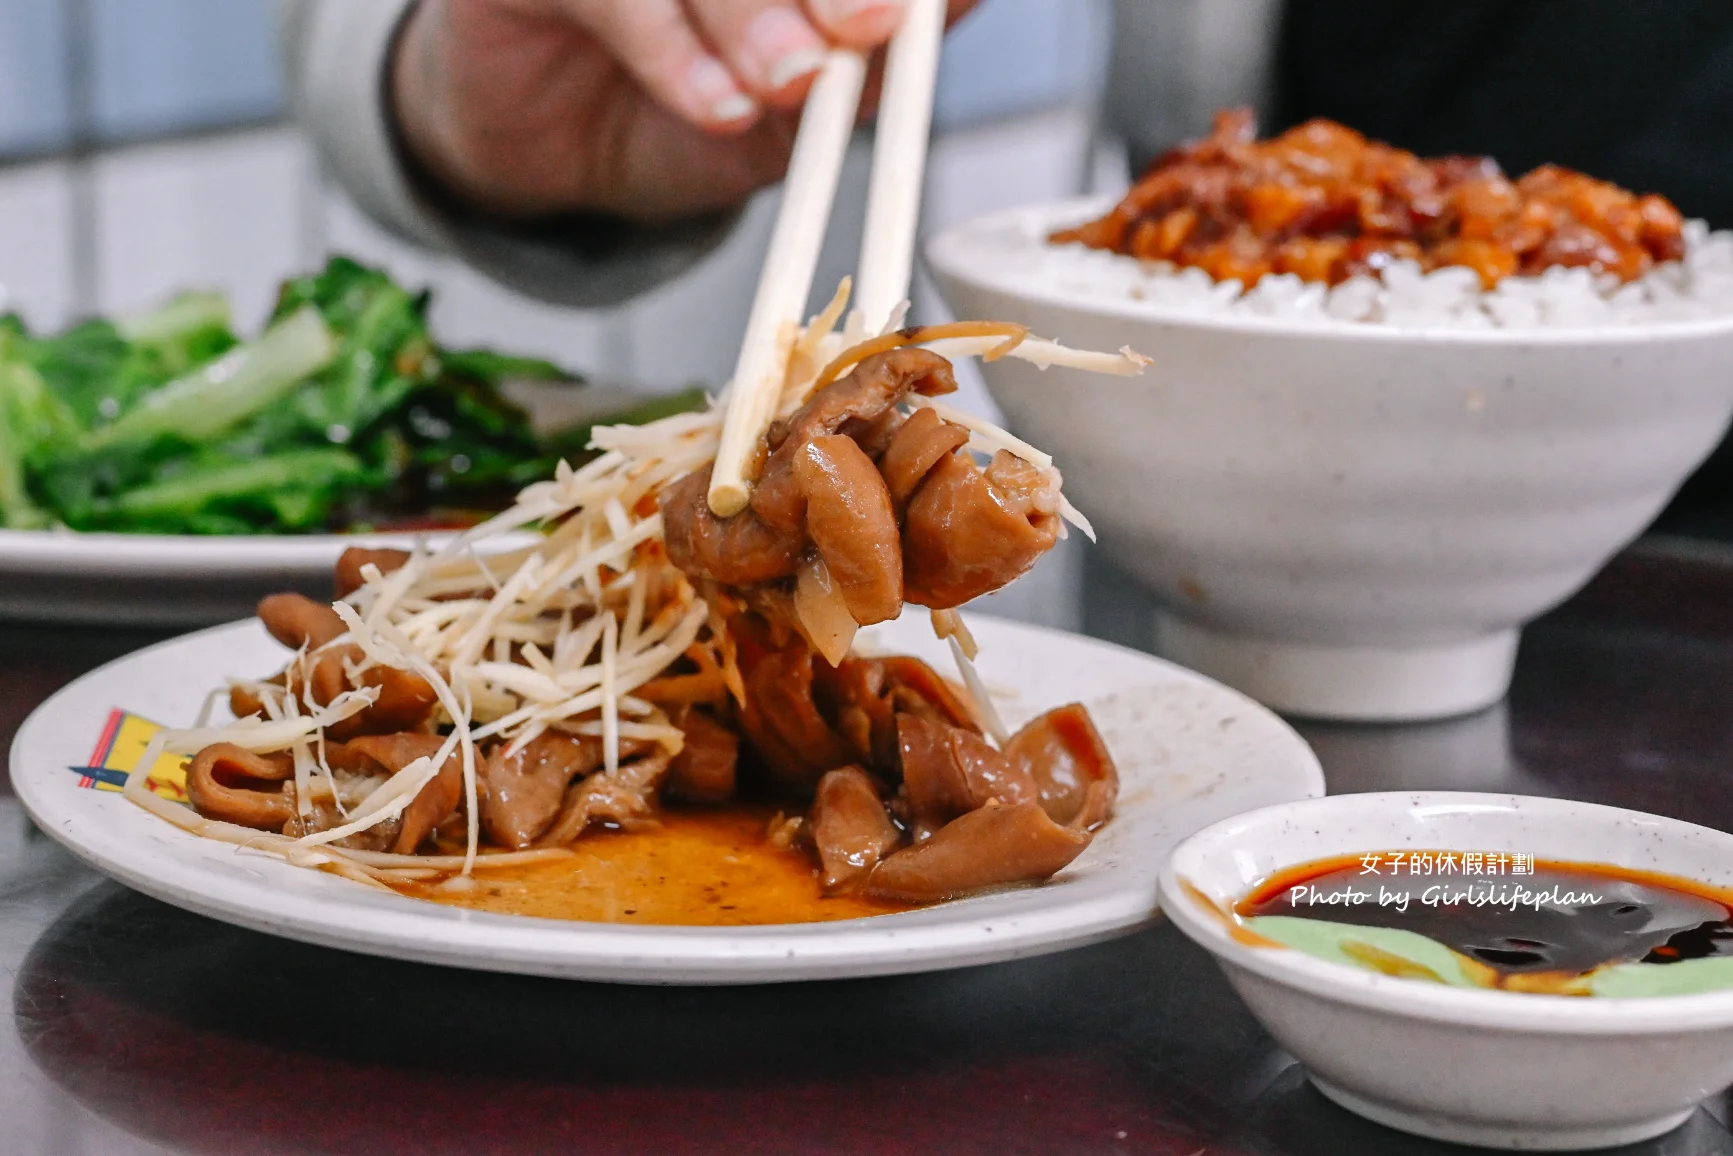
[1238,852,1733,981]
[395,806,914,926]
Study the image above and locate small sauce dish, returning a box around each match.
[1159,792,1733,1151]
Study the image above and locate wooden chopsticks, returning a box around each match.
[854,0,948,336]
[707,0,947,518]
[708,50,866,518]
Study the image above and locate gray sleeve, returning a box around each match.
[277,0,741,308]
[1104,0,1282,168]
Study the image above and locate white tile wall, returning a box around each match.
[89,0,283,140]
[320,186,626,375]
[0,0,1108,159]
[913,102,1102,420]
[0,0,70,157]
[90,129,312,326]
[923,104,1100,232]
[0,160,75,329]
[936,0,1112,129]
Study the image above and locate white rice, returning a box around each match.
[993,218,1733,330]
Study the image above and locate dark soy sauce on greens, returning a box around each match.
[1239,855,1733,979]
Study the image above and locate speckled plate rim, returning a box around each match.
[1161,791,1733,1032]
[10,613,1322,985]
[927,198,1733,346]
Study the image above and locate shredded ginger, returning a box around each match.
[125,282,1143,886]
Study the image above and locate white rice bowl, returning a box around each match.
[976,198,1733,332]
[927,198,1733,724]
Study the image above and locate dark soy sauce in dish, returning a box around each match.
[1237,854,1733,993]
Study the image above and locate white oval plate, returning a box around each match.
[0,528,445,625]
[9,613,1322,984]
[0,527,530,626]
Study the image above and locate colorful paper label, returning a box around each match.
[71,709,188,802]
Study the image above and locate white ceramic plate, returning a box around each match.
[10,613,1322,984]
[0,528,445,626]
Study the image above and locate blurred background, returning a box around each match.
[12,1,1716,623]
[0,0,1130,389]
[0,0,1187,627]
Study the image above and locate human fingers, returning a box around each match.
[801,0,907,47]
[684,0,831,107]
[806,0,982,45]
[587,105,802,220]
[560,0,760,130]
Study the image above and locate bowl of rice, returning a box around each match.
[927,114,1733,722]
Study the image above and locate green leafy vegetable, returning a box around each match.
[0,256,707,536]
[116,290,230,346]
[439,348,574,383]
[90,448,366,533]
[81,306,337,453]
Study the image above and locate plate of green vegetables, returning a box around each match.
[0,257,702,624]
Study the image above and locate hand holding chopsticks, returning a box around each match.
[708,0,948,518]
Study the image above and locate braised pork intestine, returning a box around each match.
[128,291,1141,906]
[661,348,1063,623]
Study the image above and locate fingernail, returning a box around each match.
[812,0,906,40]
[687,55,758,122]
[769,47,827,91]
[749,8,827,90]
[710,92,758,122]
